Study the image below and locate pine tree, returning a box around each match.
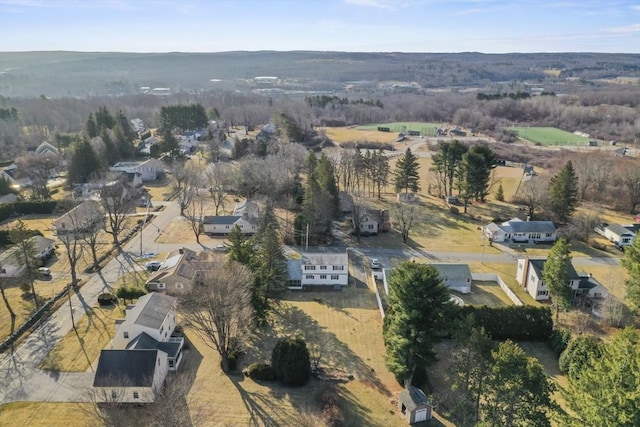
[393,147,421,194]
[496,182,505,201]
[68,137,102,184]
[226,225,253,266]
[86,113,98,138]
[251,224,288,320]
[549,160,579,222]
[621,234,640,311]
[543,238,574,321]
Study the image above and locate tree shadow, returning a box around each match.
[230,375,298,426]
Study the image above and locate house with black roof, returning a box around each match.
[93,292,184,403]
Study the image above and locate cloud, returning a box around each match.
[606,23,640,34]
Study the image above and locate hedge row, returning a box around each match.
[0,201,57,223]
[457,305,553,341]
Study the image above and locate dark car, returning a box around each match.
[145,261,162,271]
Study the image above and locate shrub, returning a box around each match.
[456,306,553,341]
[589,239,607,251]
[449,206,459,215]
[271,337,311,386]
[548,328,572,357]
[97,292,117,306]
[559,335,604,380]
[246,363,276,381]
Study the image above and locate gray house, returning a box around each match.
[484,218,556,243]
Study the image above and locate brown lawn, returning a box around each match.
[0,402,95,427]
[322,127,401,145]
[457,281,514,307]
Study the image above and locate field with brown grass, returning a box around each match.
[322,126,401,145]
[0,402,95,427]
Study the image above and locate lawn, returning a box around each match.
[456,281,514,307]
[322,126,402,145]
[0,402,95,427]
[509,127,591,146]
[357,122,442,136]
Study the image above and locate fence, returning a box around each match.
[370,272,386,319]
[472,273,523,306]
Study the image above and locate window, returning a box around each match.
[169,360,175,368]
[305,274,314,280]
[111,391,117,399]
[333,266,344,271]
[133,391,139,399]
[304,265,316,271]
[368,224,374,229]
[537,290,549,297]
[320,265,327,270]
[157,283,166,289]
[123,332,129,339]
[331,274,338,280]
[320,274,327,280]
[225,225,230,229]
[545,233,552,238]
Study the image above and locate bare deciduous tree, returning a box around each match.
[205,162,230,216]
[15,152,59,200]
[99,175,135,248]
[184,194,205,245]
[570,207,602,243]
[616,158,640,213]
[392,202,416,244]
[0,267,17,336]
[180,262,254,373]
[9,221,40,310]
[515,177,549,219]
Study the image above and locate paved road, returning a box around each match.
[0,199,621,406]
[0,201,181,405]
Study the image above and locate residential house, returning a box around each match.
[178,134,199,154]
[53,200,104,234]
[0,235,56,278]
[483,218,556,243]
[202,215,257,235]
[286,251,349,289]
[430,263,472,294]
[0,193,18,205]
[516,257,608,302]
[110,158,165,182]
[33,141,60,156]
[397,386,434,424]
[145,248,199,295]
[595,223,636,248]
[355,208,391,236]
[338,191,354,214]
[93,349,168,403]
[233,199,261,219]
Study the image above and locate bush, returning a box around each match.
[449,206,459,215]
[271,337,311,386]
[97,292,117,306]
[456,306,553,341]
[559,335,604,380]
[548,328,572,357]
[589,239,607,251]
[246,363,276,381]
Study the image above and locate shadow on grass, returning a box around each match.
[253,302,391,399]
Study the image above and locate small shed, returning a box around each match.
[398,386,434,424]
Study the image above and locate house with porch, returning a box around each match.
[286,251,349,289]
[483,218,556,243]
[94,292,185,403]
[516,257,608,302]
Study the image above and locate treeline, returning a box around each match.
[305,95,383,109]
[158,104,208,133]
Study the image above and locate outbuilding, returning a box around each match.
[397,386,434,424]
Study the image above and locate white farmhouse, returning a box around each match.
[287,252,349,289]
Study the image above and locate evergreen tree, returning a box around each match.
[543,238,574,321]
[0,175,14,195]
[160,129,180,157]
[68,137,102,184]
[430,140,468,196]
[226,225,253,265]
[393,148,421,193]
[116,110,136,141]
[100,128,120,165]
[314,153,339,217]
[9,221,40,310]
[496,182,505,201]
[271,338,311,386]
[86,112,98,138]
[384,262,453,386]
[559,335,604,381]
[621,234,640,311]
[549,160,579,222]
[483,341,555,427]
[562,328,640,427]
[251,224,288,321]
[114,123,134,159]
[95,106,115,130]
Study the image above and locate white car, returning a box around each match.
[213,244,228,253]
[370,258,381,269]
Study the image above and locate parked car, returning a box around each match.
[370,258,381,269]
[145,261,162,271]
[213,244,228,253]
[38,267,51,277]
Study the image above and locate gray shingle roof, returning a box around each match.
[529,258,579,280]
[202,215,240,225]
[398,386,432,411]
[606,224,636,237]
[127,332,181,358]
[133,292,176,329]
[93,349,158,387]
[430,264,472,281]
[507,220,556,234]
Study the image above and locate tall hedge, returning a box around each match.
[0,201,57,223]
[271,337,311,387]
[457,306,553,341]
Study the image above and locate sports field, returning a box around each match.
[509,127,591,146]
[357,122,442,136]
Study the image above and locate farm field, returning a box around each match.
[509,127,591,146]
[322,126,401,144]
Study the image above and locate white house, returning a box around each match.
[516,257,608,301]
[93,349,168,403]
[430,263,472,294]
[202,215,256,235]
[94,292,184,403]
[110,158,164,182]
[382,263,472,295]
[0,235,56,278]
[286,252,349,289]
[484,218,556,243]
[596,223,636,248]
[53,200,104,234]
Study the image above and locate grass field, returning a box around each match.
[356,122,443,136]
[0,402,95,427]
[509,127,591,146]
[322,126,402,144]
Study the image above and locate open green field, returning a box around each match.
[509,127,591,146]
[357,122,442,136]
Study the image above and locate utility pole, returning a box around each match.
[305,223,309,252]
[140,192,151,256]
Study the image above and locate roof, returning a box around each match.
[398,386,432,411]
[302,252,349,266]
[131,292,176,329]
[233,200,260,218]
[203,215,241,225]
[93,349,158,387]
[127,332,181,358]
[528,258,579,281]
[287,259,303,281]
[35,141,59,155]
[54,200,103,227]
[504,219,556,234]
[430,264,472,281]
[605,223,636,237]
[0,193,18,204]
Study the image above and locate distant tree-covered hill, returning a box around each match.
[0,51,638,98]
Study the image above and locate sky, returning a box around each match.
[0,0,638,53]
